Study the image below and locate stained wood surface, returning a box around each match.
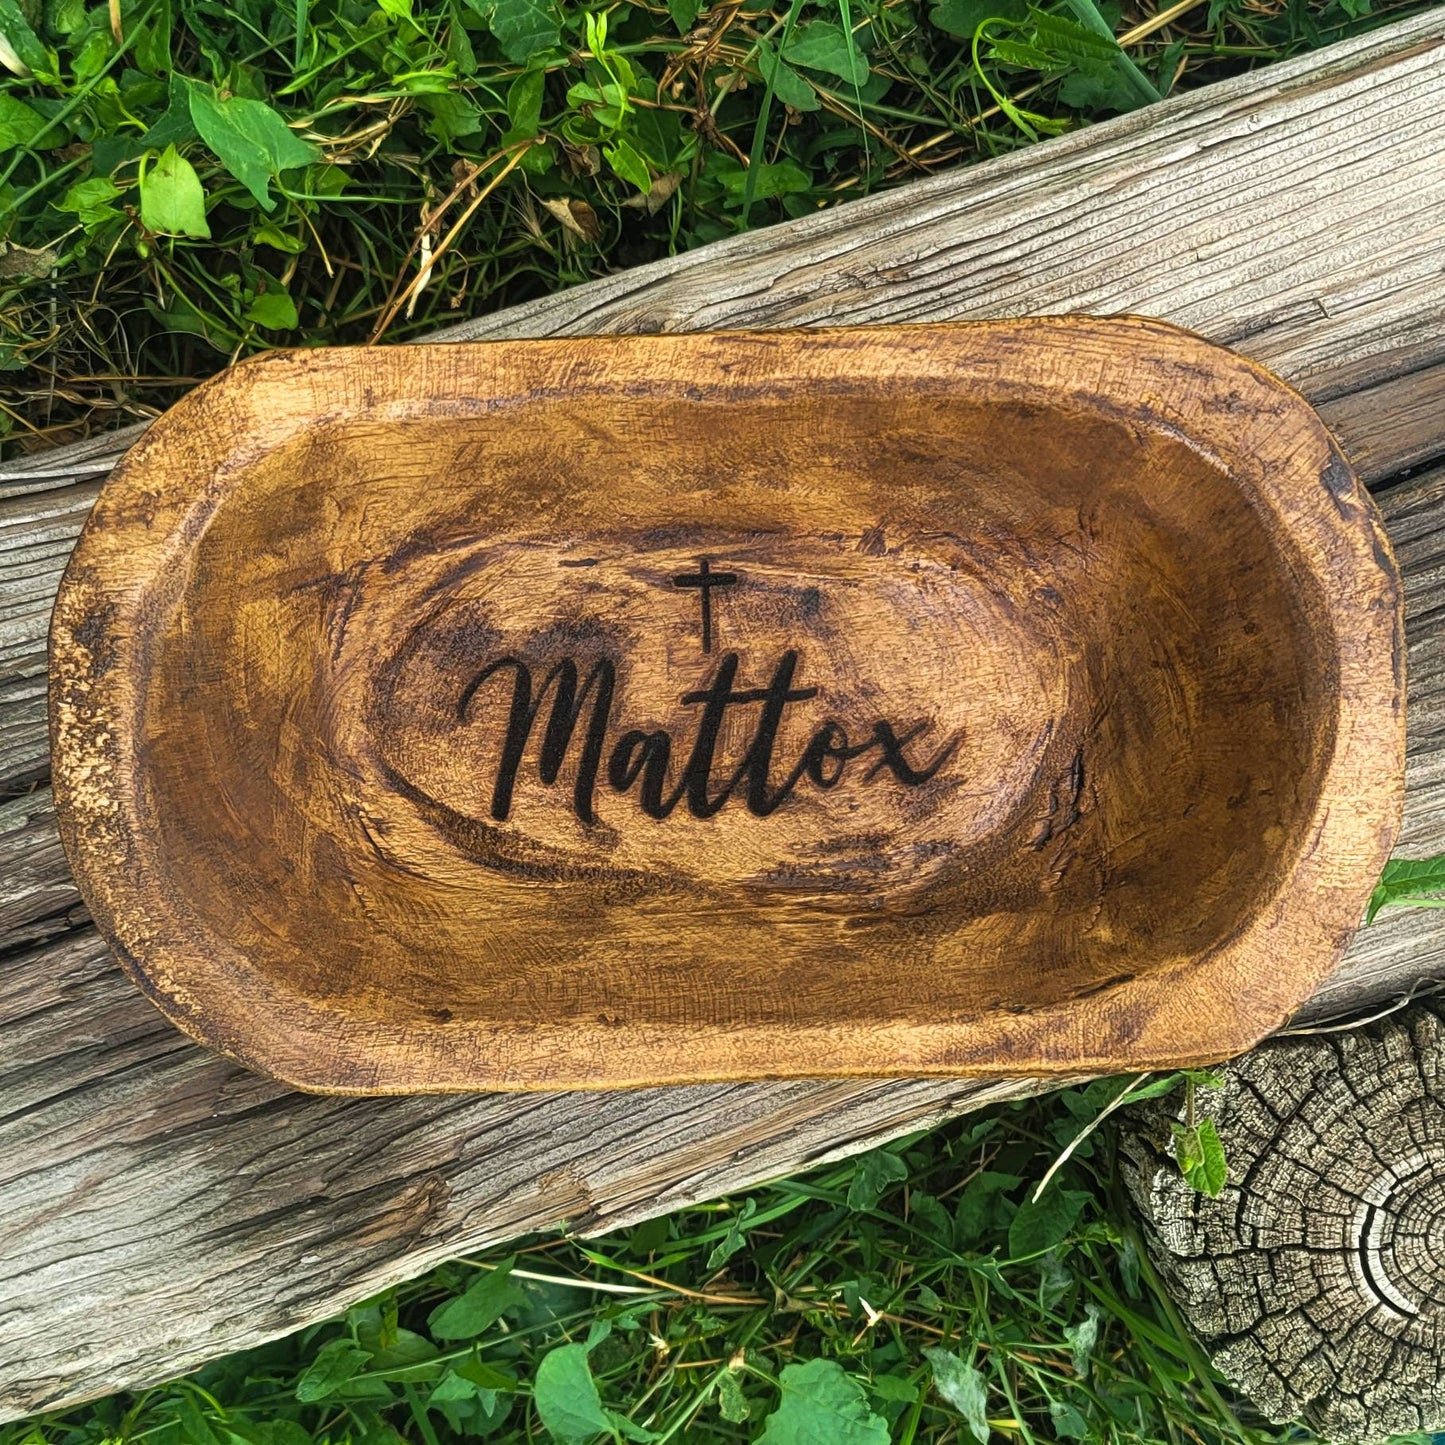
[2,7,1445,1418]
[1120,1001,1445,1442]
[49,319,1404,1093]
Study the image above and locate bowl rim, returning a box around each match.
[48,315,1406,1093]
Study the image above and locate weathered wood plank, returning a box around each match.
[3,9,1445,1421]
[0,483,100,794]
[0,928,1049,1414]
[1310,465,1445,1012]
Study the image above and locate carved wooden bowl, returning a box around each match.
[50,318,1404,1092]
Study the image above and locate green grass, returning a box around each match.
[0,0,1429,453]
[0,1077,1424,1445]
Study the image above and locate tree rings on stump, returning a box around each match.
[1120,1003,1445,1441]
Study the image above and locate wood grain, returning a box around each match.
[48,319,1404,1092]
[1120,1001,1445,1441]
[2,8,1445,1418]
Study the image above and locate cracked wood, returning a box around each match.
[1120,1002,1445,1441]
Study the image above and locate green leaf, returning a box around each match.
[984,35,1056,68]
[295,1338,373,1403]
[1064,1304,1101,1379]
[908,1191,952,1243]
[1050,1399,1090,1439]
[706,1196,757,1269]
[1173,1117,1228,1197]
[923,1348,989,1445]
[1051,50,1138,113]
[604,137,651,194]
[783,21,868,85]
[49,0,85,33]
[132,4,172,76]
[464,0,560,64]
[54,176,124,229]
[142,293,230,349]
[0,0,54,79]
[367,1326,441,1384]
[847,1147,908,1212]
[245,287,298,332]
[1155,35,1186,96]
[1115,1233,1142,1297]
[1030,11,1121,63]
[757,43,820,112]
[1007,1187,1090,1257]
[1105,1072,1188,1105]
[533,1343,613,1443]
[173,1393,221,1445]
[453,1356,518,1391]
[185,80,319,210]
[1037,1249,1073,1311]
[428,1260,526,1341]
[259,1423,316,1445]
[954,1170,1021,1247]
[668,0,700,32]
[307,161,349,198]
[1059,61,1138,110]
[146,75,200,148]
[714,156,812,205]
[71,26,112,85]
[90,132,144,176]
[428,1365,512,1436]
[757,1359,889,1445]
[718,1369,750,1424]
[0,93,47,148]
[507,66,546,136]
[1367,854,1445,921]
[420,91,484,143]
[253,220,306,253]
[929,0,1026,38]
[610,1413,658,1443]
[869,1375,917,1404]
[429,1367,488,1404]
[447,11,479,74]
[140,145,210,239]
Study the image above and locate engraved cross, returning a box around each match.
[672,558,738,655]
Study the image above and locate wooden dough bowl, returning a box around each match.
[50,318,1404,1093]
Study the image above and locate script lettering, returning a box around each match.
[457,649,957,824]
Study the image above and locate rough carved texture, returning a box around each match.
[1120,1004,1445,1442]
[48,320,1403,1091]
[2,8,1445,1421]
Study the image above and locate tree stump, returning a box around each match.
[1119,1003,1445,1442]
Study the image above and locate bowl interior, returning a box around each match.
[134,381,1333,1033]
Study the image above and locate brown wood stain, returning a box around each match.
[48,318,1405,1091]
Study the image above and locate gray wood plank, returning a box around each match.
[2,8,1445,1421]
